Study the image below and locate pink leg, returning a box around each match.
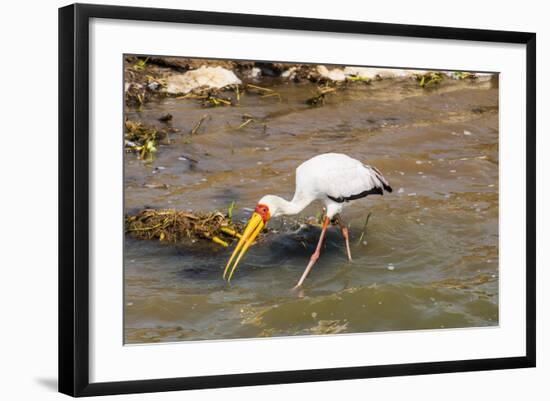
[341,226,353,262]
[333,213,352,261]
[293,216,330,289]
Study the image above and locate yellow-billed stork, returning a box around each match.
[223,153,392,288]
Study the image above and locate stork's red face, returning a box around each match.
[254,203,271,223]
[223,204,271,282]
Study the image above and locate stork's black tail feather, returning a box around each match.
[370,166,392,193]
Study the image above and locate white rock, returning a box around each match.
[281,67,297,79]
[247,67,261,79]
[317,65,346,81]
[165,66,242,95]
[343,67,426,80]
[475,73,494,82]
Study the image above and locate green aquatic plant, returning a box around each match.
[133,57,149,71]
[452,71,477,80]
[139,138,157,160]
[346,75,371,83]
[124,119,165,161]
[416,72,444,88]
[227,201,236,221]
[203,95,233,107]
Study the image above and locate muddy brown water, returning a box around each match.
[124,76,499,343]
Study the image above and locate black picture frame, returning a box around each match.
[59,3,536,397]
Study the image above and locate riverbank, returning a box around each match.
[124,55,495,107]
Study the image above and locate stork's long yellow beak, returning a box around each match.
[223,212,265,282]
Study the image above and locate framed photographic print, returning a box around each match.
[58,3,536,397]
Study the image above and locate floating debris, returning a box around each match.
[124,56,168,106]
[246,84,282,102]
[124,119,167,160]
[237,116,254,130]
[306,319,349,335]
[415,72,444,88]
[202,93,234,108]
[452,71,478,80]
[143,183,169,189]
[145,75,167,91]
[178,154,199,164]
[246,83,273,93]
[190,114,209,134]
[158,113,173,122]
[125,208,247,248]
[306,86,337,106]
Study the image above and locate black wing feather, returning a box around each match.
[328,187,384,203]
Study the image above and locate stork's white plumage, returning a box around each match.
[223,153,392,288]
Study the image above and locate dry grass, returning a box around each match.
[125,209,246,247]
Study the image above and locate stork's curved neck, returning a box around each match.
[271,192,313,216]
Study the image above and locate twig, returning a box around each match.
[190,114,208,135]
[261,92,282,102]
[237,118,254,129]
[356,212,372,245]
[126,223,164,232]
[246,84,273,93]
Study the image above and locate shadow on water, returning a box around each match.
[175,225,349,280]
